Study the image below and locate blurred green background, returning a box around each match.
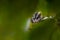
[0,0,60,40]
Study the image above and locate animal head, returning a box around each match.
[31,12,42,23]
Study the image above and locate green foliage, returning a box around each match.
[0,0,60,40]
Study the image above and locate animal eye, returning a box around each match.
[36,14,40,19]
